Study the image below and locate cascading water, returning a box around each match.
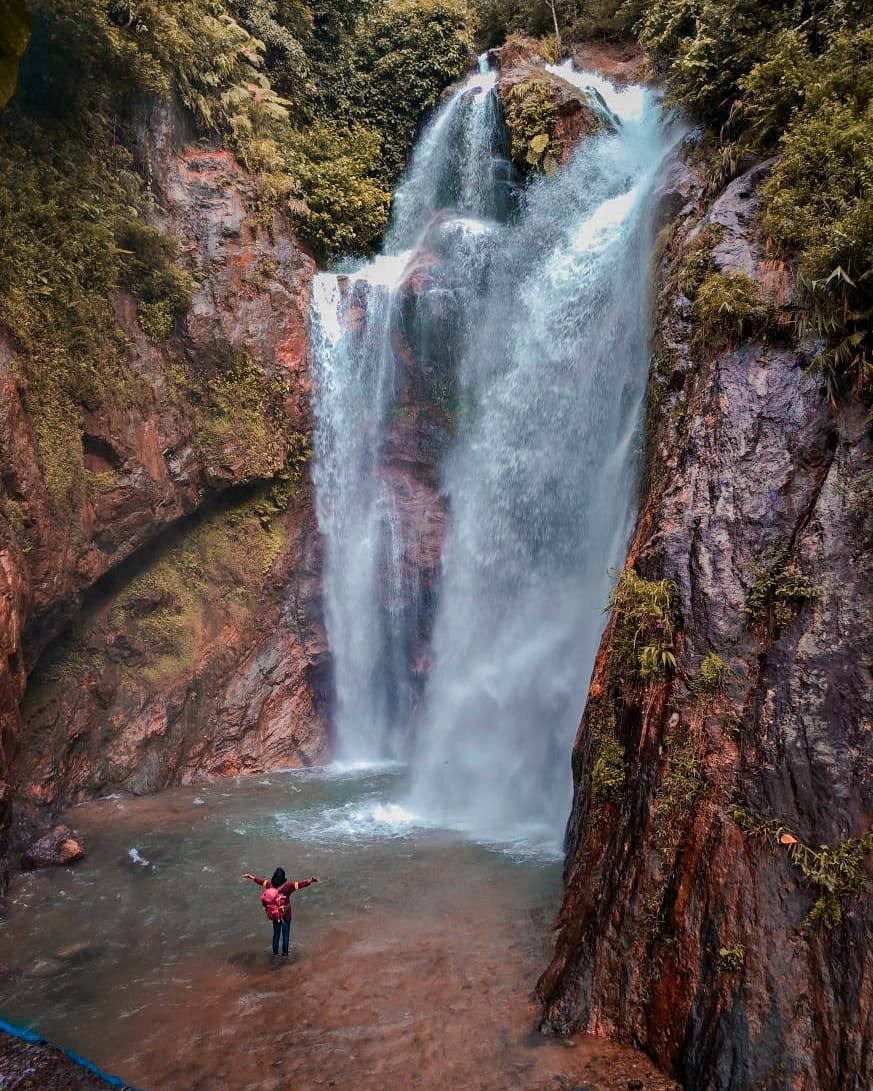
[310,57,679,844]
[310,58,511,763]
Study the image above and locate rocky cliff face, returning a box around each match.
[538,152,873,1088]
[0,97,328,877]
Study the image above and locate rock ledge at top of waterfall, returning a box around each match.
[491,36,622,175]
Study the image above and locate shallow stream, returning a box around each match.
[0,769,673,1089]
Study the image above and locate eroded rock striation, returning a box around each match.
[538,154,873,1089]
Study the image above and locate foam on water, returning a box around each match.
[276,798,426,844]
[545,61,648,122]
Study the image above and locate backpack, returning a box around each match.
[261,884,288,922]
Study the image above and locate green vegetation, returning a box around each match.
[168,346,302,481]
[585,569,679,807]
[635,1,872,399]
[790,833,873,930]
[0,0,29,107]
[727,804,873,930]
[117,222,195,343]
[693,652,731,700]
[344,0,473,185]
[105,485,291,684]
[695,271,772,346]
[0,0,473,523]
[745,551,817,633]
[2,496,30,552]
[607,567,678,682]
[26,480,295,703]
[472,2,588,47]
[658,743,702,820]
[835,464,873,524]
[84,470,117,500]
[718,944,745,972]
[673,223,722,300]
[589,704,625,802]
[478,2,873,401]
[504,77,559,172]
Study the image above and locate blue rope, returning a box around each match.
[0,1017,143,1089]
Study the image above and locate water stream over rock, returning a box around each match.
[311,58,676,848]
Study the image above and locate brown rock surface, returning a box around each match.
[13,479,328,810]
[0,97,324,878]
[21,822,84,869]
[570,41,647,86]
[538,160,873,1089]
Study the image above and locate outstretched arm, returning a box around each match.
[280,876,319,894]
[242,872,267,886]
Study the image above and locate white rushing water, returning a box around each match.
[310,58,509,763]
[310,57,679,848]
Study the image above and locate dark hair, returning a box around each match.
[270,867,286,887]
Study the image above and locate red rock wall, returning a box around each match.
[0,97,327,878]
[538,160,873,1088]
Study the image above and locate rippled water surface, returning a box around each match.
[0,770,673,1090]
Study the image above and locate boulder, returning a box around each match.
[21,824,84,869]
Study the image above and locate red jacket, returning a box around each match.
[251,876,314,922]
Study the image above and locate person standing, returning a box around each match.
[243,867,319,956]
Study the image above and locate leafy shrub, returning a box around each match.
[789,832,873,930]
[607,567,679,682]
[472,1,592,47]
[117,220,195,341]
[731,807,873,929]
[343,0,473,185]
[761,89,873,399]
[285,123,391,259]
[504,77,558,171]
[745,552,817,632]
[695,271,771,345]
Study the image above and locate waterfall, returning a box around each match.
[310,57,677,843]
[310,59,510,762]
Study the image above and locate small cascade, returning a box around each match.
[387,58,511,251]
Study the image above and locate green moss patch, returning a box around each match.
[745,550,817,633]
[695,271,773,347]
[607,567,679,683]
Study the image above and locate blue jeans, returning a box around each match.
[272,919,291,955]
